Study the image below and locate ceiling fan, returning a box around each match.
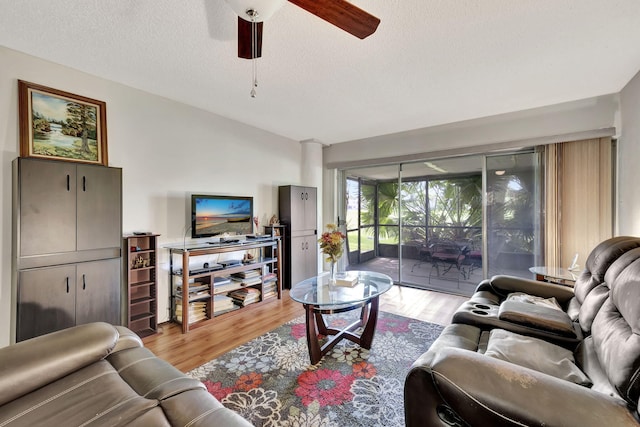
[225,0,381,59]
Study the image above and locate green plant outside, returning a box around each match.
[348,176,484,253]
[348,230,396,253]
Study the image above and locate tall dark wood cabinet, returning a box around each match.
[13,158,122,342]
[279,185,318,288]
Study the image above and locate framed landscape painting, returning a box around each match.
[18,80,108,166]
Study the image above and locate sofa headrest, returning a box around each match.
[604,247,640,287]
[0,322,119,406]
[575,236,640,304]
[609,250,640,332]
[591,254,640,404]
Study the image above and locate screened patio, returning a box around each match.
[341,153,542,296]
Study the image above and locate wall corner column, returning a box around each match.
[300,139,324,275]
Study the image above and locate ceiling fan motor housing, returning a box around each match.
[224,0,287,22]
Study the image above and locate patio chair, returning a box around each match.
[411,243,433,272]
[459,245,482,279]
[428,240,469,284]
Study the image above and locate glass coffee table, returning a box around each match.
[290,270,393,364]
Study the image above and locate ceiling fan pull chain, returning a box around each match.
[249,9,258,98]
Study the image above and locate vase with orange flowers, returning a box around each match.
[318,223,346,282]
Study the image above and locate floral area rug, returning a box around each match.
[188,311,444,426]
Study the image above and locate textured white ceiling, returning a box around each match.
[1,0,640,144]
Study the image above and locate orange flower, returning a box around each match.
[352,361,377,379]
[235,372,262,391]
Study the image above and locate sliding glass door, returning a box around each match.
[346,178,360,264]
[485,152,543,278]
[341,150,542,295]
[399,159,483,294]
[344,166,401,281]
[360,183,376,262]
[346,178,377,265]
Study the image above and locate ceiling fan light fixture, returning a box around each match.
[224,0,286,22]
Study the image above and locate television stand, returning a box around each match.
[166,237,282,334]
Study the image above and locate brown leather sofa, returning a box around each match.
[405,242,640,427]
[0,322,252,426]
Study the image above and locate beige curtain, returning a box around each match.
[544,138,613,269]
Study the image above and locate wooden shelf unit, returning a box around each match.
[264,225,286,287]
[124,234,159,338]
[168,238,282,334]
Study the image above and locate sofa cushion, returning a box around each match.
[577,284,610,334]
[506,292,562,310]
[574,336,619,399]
[484,329,592,386]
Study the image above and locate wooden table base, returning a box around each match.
[303,296,380,365]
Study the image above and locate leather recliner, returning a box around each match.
[451,236,640,347]
[404,245,640,427]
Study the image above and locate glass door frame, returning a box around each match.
[483,149,543,279]
[344,176,378,266]
[338,147,542,291]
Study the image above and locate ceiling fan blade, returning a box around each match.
[287,0,380,39]
[238,17,263,59]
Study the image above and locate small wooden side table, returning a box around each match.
[529,266,578,286]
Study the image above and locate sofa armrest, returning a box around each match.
[480,275,575,304]
[112,325,144,353]
[420,347,638,426]
[498,300,576,337]
[161,389,253,426]
[107,346,206,400]
[0,322,118,406]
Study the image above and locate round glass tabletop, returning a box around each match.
[290,270,393,307]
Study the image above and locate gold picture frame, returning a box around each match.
[18,80,108,166]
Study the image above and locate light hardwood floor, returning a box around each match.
[143,286,466,372]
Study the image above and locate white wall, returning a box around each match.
[0,47,302,347]
[324,94,619,167]
[619,69,640,236]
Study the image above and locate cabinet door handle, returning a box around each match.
[66,277,69,293]
[66,174,70,191]
[82,176,86,192]
[305,192,308,200]
[301,192,304,200]
[82,274,86,290]
[301,242,305,250]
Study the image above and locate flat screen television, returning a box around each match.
[191,194,253,238]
